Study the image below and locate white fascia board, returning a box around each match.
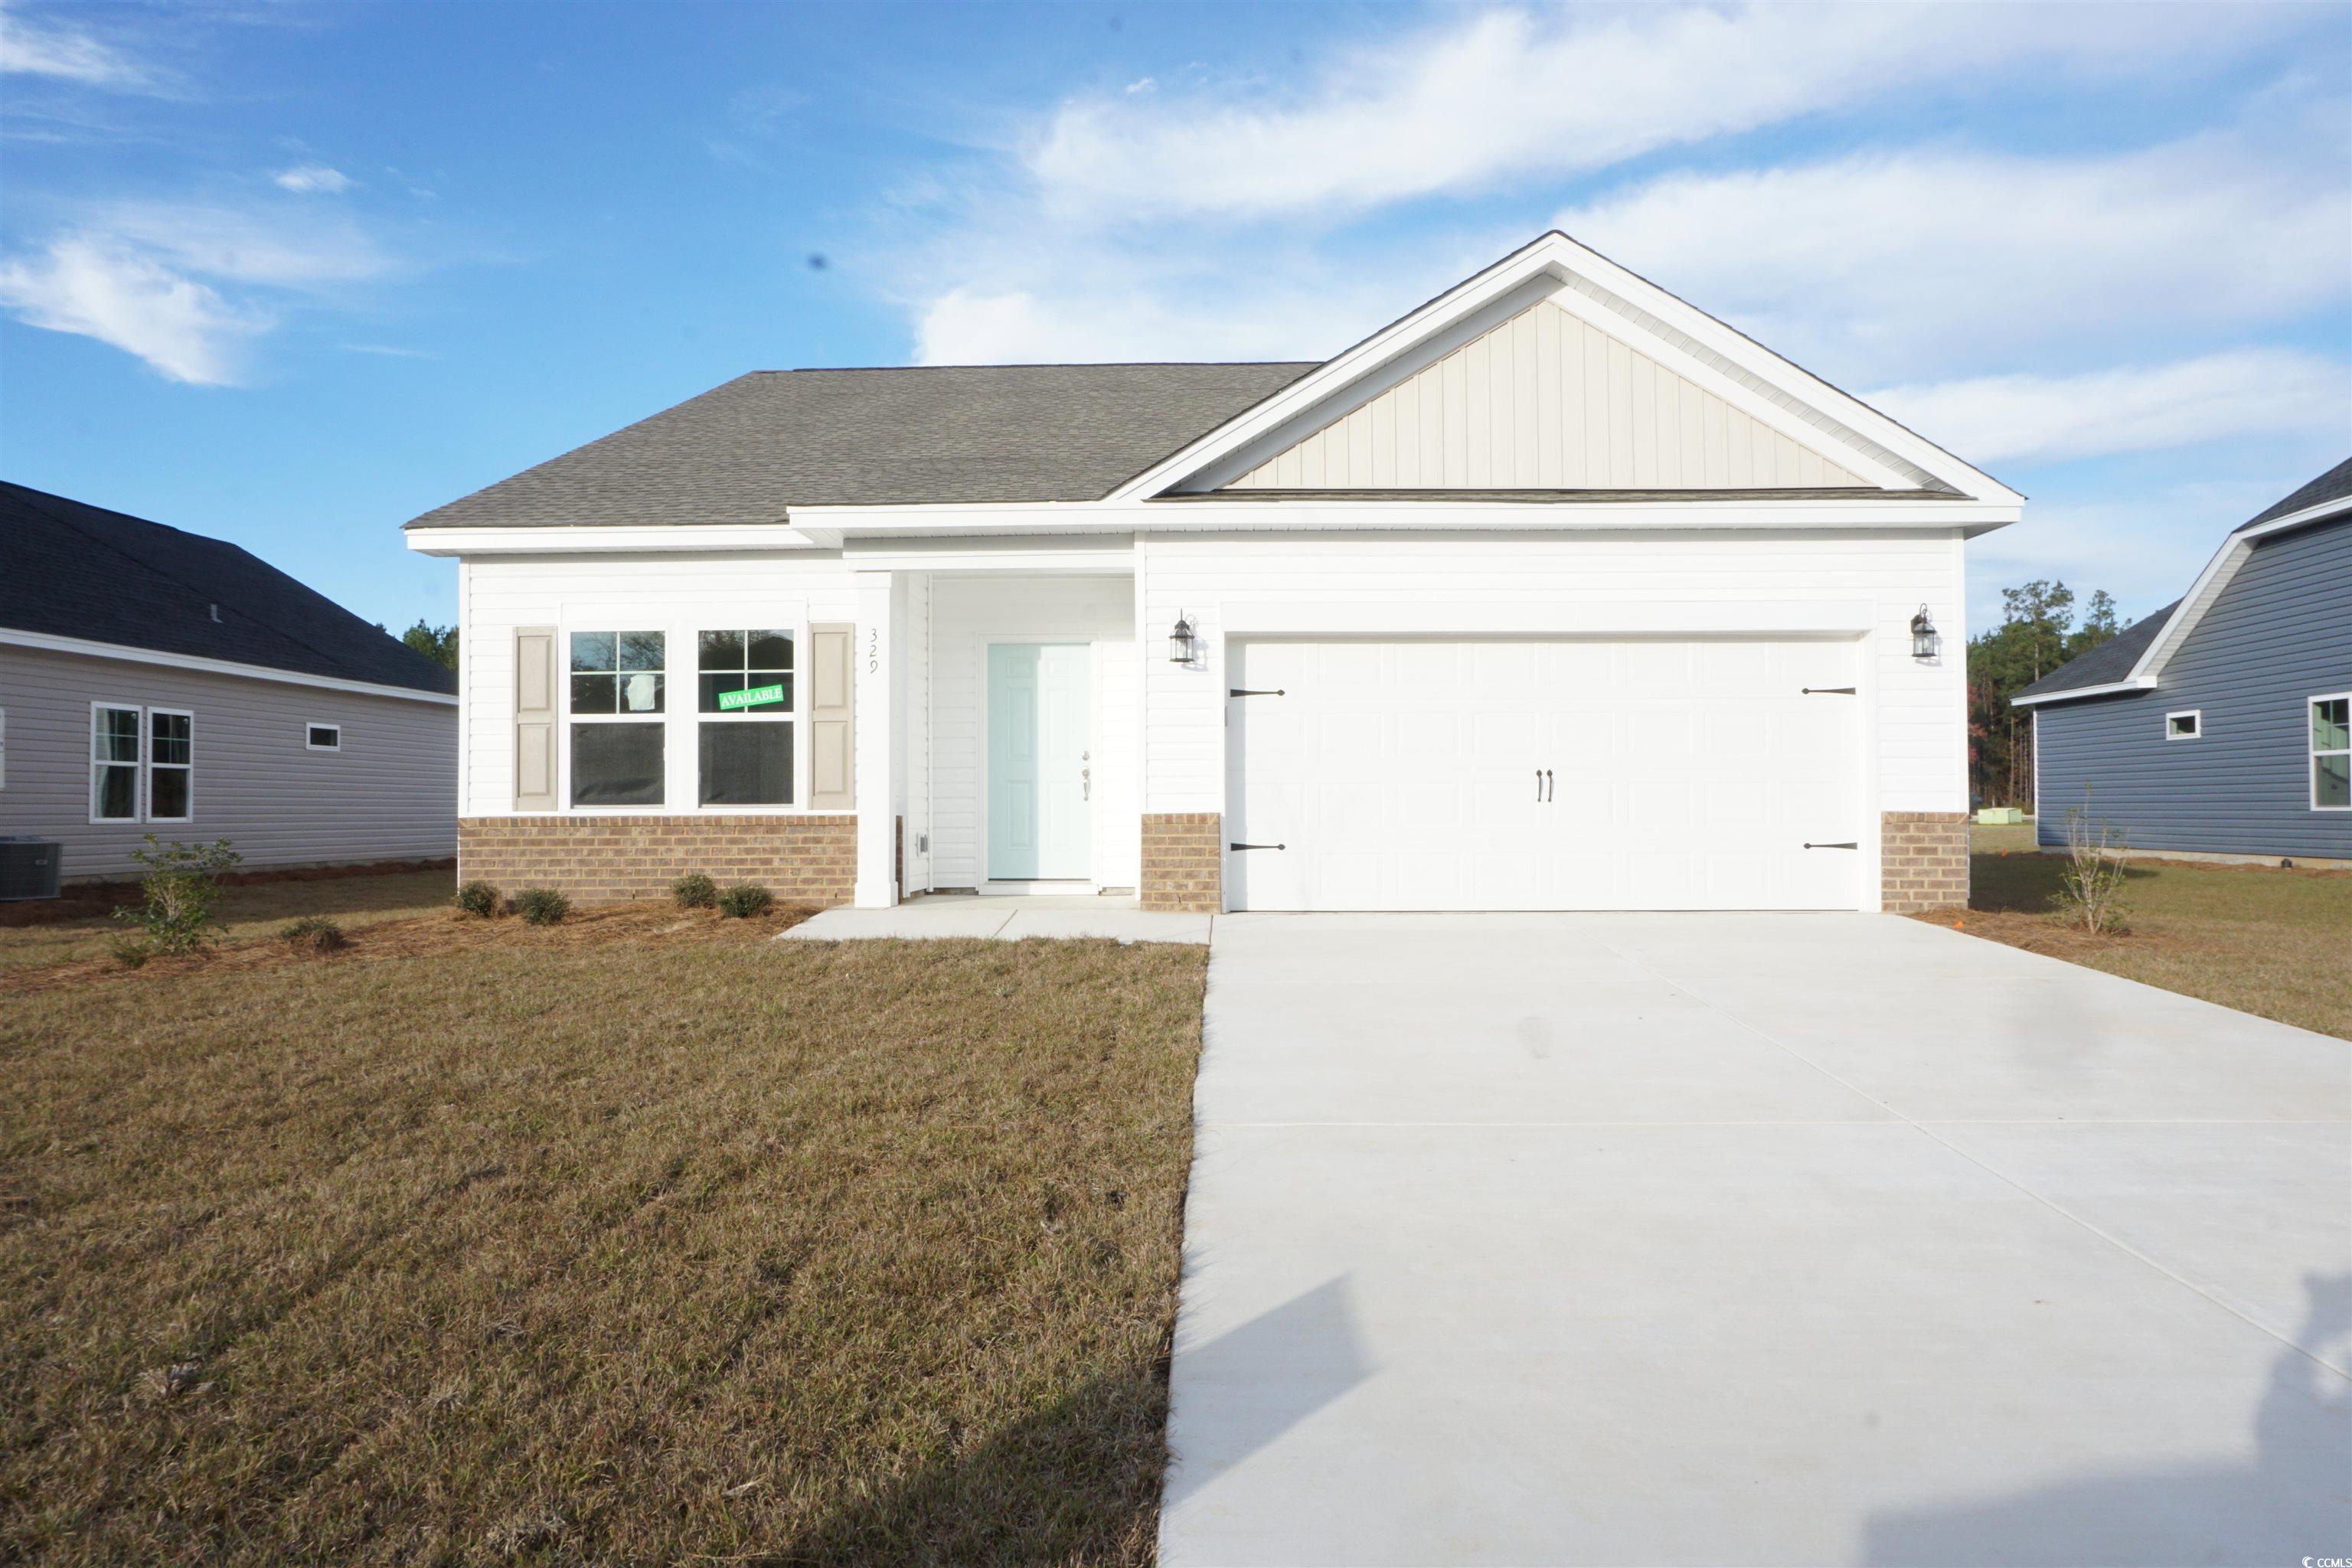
[2122,497,2350,684]
[403,523,831,556]
[1220,598,1877,638]
[841,534,1138,572]
[1104,230,2018,506]
[2010,676,2160,708]
[799,496,2019,536]
[0,627,459,704]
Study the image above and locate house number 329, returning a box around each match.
[867,629,880,674]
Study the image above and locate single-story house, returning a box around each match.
[2012,457,2350,867]
[1,482,459,882]
[402,232,2021,914]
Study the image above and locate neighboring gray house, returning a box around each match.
[1,482,458,882]
[2013,457,2351,866]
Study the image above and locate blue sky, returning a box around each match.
[4,2,2347,637]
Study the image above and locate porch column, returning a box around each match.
[852,570,900,907]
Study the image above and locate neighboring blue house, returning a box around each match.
[2013,457,2351,866]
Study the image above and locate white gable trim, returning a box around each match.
[1109,231,2018,506]
[2123,498,2352,685]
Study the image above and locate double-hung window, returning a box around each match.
[569,631,666,806]
[2312,694,2350,810]
[697,629,794,805]
[148,710,194,821]
[92,704,142,820]
[90,704,195,822]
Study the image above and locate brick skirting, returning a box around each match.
[1880,811,1969,913]
[1142,812,1222,913]
[457,815,857,906]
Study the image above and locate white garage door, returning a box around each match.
[1226,639,1864,911]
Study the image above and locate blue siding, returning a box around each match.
[2034,516,2352,859]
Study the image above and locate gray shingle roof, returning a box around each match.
[2,482,456,695]
[403,362,1320,528]
[2013,601,2177,701]
[2237,454,2352,532]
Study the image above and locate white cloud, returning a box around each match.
[1867,349,2352,467]
[1026,3,2308,223]
[273,165,354,194]
[1557,138,2349,380]
[0,236,260,384]
[0,5,148,89]
[0,204,397,382]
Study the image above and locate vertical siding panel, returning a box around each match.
[1419,363,1445,482]
[1371,390,1397,488]
[1534,303,1563,488]
[1726,408,1756,485]
[1606,337,1635,485]
[1462,335,1491,488]
[1583,321,1611,487]
[1442,348,1470,484]
[1346,403,1374,485]
[1509,306,1540,487]
[1628,354,1658,487]
[1652,368,1681,485]
[1701,398,1729,485]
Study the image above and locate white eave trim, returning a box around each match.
[793,495,2018,536]
[404,522,837,556]
[2011,676,2160,708]
[0,627,459,704]
[1102,230,2020,508]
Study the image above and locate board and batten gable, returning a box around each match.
[1227,300,1872,492]
[2034,515,2352,861]
[0,643,456,879]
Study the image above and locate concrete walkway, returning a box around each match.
[779,893,1210,944]
[1161,913,2351,1566]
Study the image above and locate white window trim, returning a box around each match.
[2311,691,2351,812]
[89,700,143,825]
[564,629,671,812]
[146,707,195,824]
[305,721,343,752]
[692,627,799,812]
[2164,709,2203,740]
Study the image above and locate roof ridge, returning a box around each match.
[746,360,1324,374]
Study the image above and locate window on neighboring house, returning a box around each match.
[92,704,141,821]
[307,723,341,751]
[697,629,794,805]
[147,710,193,822]
[2313,694,2350,810]
[569,631,666,806]
[2166,710,2202,740]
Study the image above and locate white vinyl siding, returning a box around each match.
[1229,299,1870,492]
[6,645,453,880]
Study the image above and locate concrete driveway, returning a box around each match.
[1159,913,2351,1567]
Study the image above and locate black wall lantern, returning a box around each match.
[1910,604,1940,661]
[1168,612,1197,665]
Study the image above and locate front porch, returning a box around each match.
[781,892,1211,944]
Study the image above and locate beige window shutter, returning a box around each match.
[514,626,557,811]
[808,622,854,810]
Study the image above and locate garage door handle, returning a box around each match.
[1229,688,1286,697]
[1804,841,1859,850]
[1801,687,1857,695]
[1228,842,1286,851]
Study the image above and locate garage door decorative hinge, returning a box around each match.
[1803,841,1860,850]
[1228,842,1286,851]
[1228,688,1286,697]
[1800,686,1857,695]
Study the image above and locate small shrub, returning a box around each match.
[279,916,348,955]
[715,884,774,919]
[671,873,718,910]
[511,887,570,926]
[2053,790,2131,935]
[453,880,500,919]
[110,835,241,956]
[109,937,151,970]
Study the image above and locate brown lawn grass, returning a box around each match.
[1,918,1207,1565]
[1915,823,2352,1041]
[0,867,459,974]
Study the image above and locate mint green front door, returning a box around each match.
[987,642,1093,880]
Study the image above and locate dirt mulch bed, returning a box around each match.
[0,858,458,929]
[1906,904,2219,963]
[0,899,815,995]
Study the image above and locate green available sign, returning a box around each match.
[717,683,786,711]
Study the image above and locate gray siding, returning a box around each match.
[0,645,456,880]
[2035,516,2352,860]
